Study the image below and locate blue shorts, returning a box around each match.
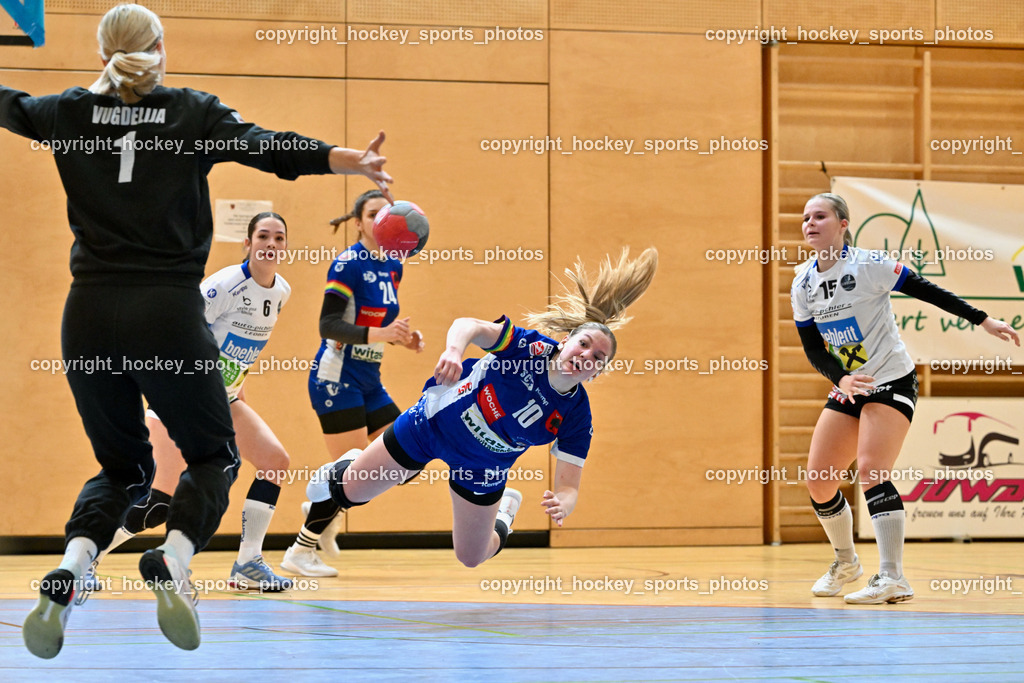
[307,368,394,416]
[389,403,511,504]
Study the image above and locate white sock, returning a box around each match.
[495,510,515,533]
[814,500,856,565]
[58,537,98,579]
[871,509,906,578]
[95,527,136,565]
[237,499,275,564]
[159,529,196,568]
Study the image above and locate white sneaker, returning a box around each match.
[495,488,523,532]
[301,501,344,558]
[306,449,362,503]
[281,544,339,578]
[844,573,914,604]
[811,555,863,597]
[139,548,200,650]
[75,561,102,606]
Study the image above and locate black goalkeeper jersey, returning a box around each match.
[0,85,333,285]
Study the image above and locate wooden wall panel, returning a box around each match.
[46,0,346,21]
[551,0,758,32]
[345,23,546,83]
[764,0,935,41]
[347,0,546,27]
[6,2,1018,547]
[0,15,347,77]
[0,71,93,537]
[548,32,764,545]
[0,71,352,536]
[936,0,1024,46]
[344,79,550,532]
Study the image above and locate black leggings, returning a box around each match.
[61,283,239,552]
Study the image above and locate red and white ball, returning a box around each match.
[372,200,429,258]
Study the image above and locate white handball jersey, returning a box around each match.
[791,245,914,385]
[202,262,290,400]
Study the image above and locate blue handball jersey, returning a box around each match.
[404,316,594,474]
[313,242,403,385]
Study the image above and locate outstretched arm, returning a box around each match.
[328,131,394,203]
[432,318,504,385]
[980,317,1021,346]
[541,460,583,527]
[897,270,1019,346]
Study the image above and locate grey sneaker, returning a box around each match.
[23,568,77,659]
[139,548,200,650]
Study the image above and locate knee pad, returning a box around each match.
[328,460,368,510]
[491,518,510,557]
[124,488,172,533]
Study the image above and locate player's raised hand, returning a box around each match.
[359,131,394,203]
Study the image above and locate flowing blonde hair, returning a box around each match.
[525,247,658,359]
[89,4,164,103]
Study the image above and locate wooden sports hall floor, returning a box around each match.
[1,543,1022,681]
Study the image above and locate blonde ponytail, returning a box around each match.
[525,247,658,357]
[89,4,164,103]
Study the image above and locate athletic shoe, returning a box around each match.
[844,573,914,604]
[139,548,200,650]
[281,544,339,577]
[22,568,76,659]
[496,488,523,531]
[75,561,102,606]
[811,555,863,597]
[230,556,294,592]
[306,448,362,503]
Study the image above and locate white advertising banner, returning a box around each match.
[857,397,1024,539]
[831,177,1024,367]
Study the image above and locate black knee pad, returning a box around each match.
[123,488,172,533]
[492,519,510,557]
[328,460,368,510]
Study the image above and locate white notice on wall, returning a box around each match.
[215,200,274,242]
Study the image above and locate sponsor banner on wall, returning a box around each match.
[857,397,1023,539]
[831,177,1024,367]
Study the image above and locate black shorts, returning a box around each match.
[824,370,918,423]
[317,402,401,435]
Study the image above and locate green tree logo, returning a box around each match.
[852,189,945,278]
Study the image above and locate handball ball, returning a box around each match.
[372,200,429,258]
